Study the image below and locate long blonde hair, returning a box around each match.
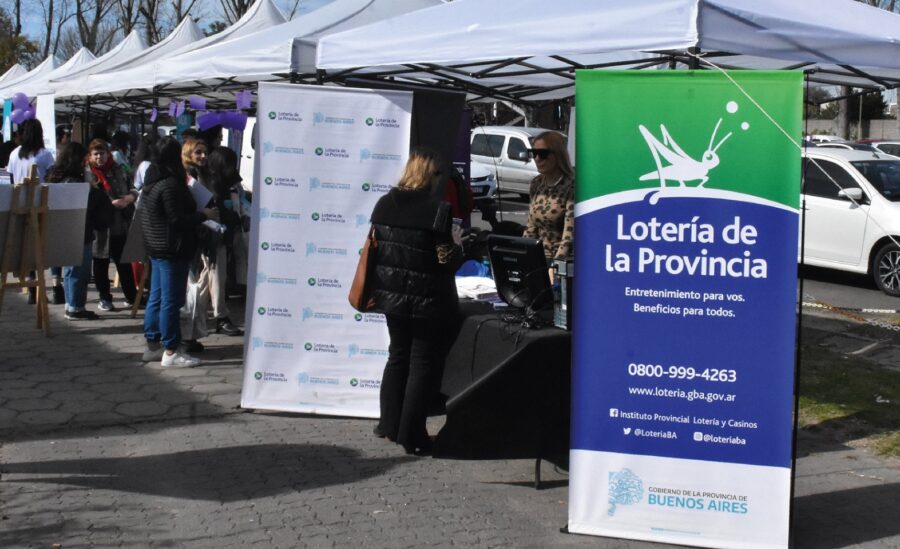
[533,131,574,179]
[397,147,442,190]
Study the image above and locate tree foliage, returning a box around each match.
[0,6,39,71]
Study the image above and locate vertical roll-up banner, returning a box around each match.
[241,83,412,417]
[569,71,801,548]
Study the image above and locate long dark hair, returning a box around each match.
[133,132,159,168]
[17,119,45,159]
[45,142,88,183]
[206,146,240,197]
[154,136,186,183]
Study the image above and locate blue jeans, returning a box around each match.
[63,243,92,312]
[144,257,190,351]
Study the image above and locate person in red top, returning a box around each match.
[442,167,474,227]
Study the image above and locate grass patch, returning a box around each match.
[798,345,900,457]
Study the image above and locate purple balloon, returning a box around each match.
[235,90,252,110]
[168,102,177,117]
[189,95,207,111]
[197,111,224,131]
[221,111,248,131]
[10,108,26,124]
[23,106,36,121]
[150,108,158,122]
[11,92,29,110]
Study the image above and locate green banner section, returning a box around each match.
[575,71,802,209]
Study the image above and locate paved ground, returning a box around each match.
[1,285,899,548]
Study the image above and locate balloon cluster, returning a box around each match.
[197,110,247,131]
[154,90,252,132]
[9,92,36,124]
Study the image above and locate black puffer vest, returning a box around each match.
[370,188,461,319]
[140,164,205,260]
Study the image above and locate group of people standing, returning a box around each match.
[2,118,248,367]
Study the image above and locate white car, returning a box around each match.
[869,141,900,157]
[470,126,562,197]
[468,163,497,199]
[807,134,846,144]
[802,148,900,295]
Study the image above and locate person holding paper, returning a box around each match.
[86,138,138,312]
[140,137,217,367]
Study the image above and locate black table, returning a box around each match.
[434,302,572,472]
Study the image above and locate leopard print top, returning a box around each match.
[523,174,574,259]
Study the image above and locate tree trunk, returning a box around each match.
[837,86,851,139]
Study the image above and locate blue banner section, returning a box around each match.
[572,191,797,469]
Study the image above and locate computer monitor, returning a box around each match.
[487,235,553,311]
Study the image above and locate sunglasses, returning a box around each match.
[528,148,552,160]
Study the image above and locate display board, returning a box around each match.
[0,182,89,268]
[241,82,412,418]
[569,71,801,549]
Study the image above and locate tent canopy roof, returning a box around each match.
[315,0,900,102]
[0,56,60,100]
[51,30,147,84]
[77,0,441,101]
[10,48,97,98]
[0,64,29,86]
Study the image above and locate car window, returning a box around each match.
[851,160,900,201]
[471,134,504,158]
[507,137,529,161]
[878,144,900,156]
[802,158,861,199]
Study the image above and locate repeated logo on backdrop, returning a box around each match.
[242,83,413,420]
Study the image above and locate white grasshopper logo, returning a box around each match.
[638,118,732,187]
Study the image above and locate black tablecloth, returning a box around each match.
[433,301,571,464]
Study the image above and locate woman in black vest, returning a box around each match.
[140,137,217,367]
[370,148,464,455]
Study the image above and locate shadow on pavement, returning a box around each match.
[0,287,246,442]
[1,443,412,503]
[793,482,900,548]
[800,265,877,292]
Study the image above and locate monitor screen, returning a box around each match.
[487,234,553,311]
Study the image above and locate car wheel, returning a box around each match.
[873,243,900,296]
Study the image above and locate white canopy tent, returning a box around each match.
[315,0,900,102]
[49,31,147,88]
[0,56,60,102]
[57,16,203,107]
[78,0,441,99]
[70,0,286,103]
[161,0,286,60]
[4,48,97,99]
[0,64,28,87]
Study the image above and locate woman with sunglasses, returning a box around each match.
[368,147,464,455]
[523,131,575,268]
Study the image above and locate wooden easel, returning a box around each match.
[130,260,149,318]
[0,165,51,335]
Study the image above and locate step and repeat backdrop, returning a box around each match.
[241,82,412,418]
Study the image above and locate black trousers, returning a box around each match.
[93,233,136,303]
[379,314,442,449]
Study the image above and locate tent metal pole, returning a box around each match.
[82,97,90,143]
[688,47,700,70]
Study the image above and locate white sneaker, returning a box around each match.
[160,350,201,368]
[142,346,164,362]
